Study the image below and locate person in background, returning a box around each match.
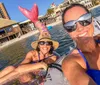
[62,3,100,85]
[0,4,59,84]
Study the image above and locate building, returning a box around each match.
[19,19,35,34]
[79,0,93,9]
[0,3,22,43]
[64,0,93,9]
[0,3,10,19]
[0,2,57,44]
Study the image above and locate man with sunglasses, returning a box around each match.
[62,3,100,85]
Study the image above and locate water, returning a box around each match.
[90,5,100,18]
[1,5,100,70]
[0,23,75,69]
[90,5,100,35]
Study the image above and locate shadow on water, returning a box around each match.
[0,23,75,70]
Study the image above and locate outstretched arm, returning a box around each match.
[18,4,50,37]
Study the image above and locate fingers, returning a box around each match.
[40,62,48,71]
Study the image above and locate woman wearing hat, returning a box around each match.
[0,34,59,84]
[0,4,59,84]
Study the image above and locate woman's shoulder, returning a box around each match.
[27,50,38,56]
[62,49,86,69]
[26,50,39,61]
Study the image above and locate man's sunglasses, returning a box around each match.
[63,13,92,32]
[38,41,53,46]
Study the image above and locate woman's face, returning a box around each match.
[64,6,94,44]
[38,40,52,54]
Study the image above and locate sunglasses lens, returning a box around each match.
[79,18,92,26]
[38,41,45,45]
[46,41,53,45]
[38,41,53,45]
[64,24,76,32]
[65,25,76,32]
[64,13,92,32]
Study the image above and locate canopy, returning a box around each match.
[0,18,17,29]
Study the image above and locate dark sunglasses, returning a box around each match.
[64,13,92,32]
[38,41,53,46]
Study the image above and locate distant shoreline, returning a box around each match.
[1,19,100,49]
[0,21,62,49]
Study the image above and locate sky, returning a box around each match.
[0,0,63,22]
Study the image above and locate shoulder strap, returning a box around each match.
[38,52,41,62]
[30,51,41,63]
[77,48,90,69]
[38,53,54,62]
[44,54,54,60]
[76,39,100,69]
[95,40,100,43]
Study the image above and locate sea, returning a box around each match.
[0,5,100,70]
[0,22,75,69]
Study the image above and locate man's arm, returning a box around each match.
[62,57,97,85]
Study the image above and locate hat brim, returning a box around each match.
[31,38,59,50]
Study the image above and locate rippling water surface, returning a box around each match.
[0,23,75,69]
[1,5,100,70]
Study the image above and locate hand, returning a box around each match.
[40,62,48,71]
[18,4,38,23]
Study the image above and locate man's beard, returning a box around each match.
[75,37,96,52]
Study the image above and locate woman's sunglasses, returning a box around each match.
[63,13,92,32]
[38,41,53,46]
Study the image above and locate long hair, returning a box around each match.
[62,3,90,25]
